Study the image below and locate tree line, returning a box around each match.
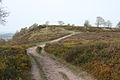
[44,17,120,28]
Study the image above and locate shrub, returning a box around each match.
[45,41,120,80]
[36,46,42,54]
[0,46,31,80]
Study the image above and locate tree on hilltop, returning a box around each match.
[95,16,105,27]
[105,20,112,28]
[116,21,120,28]
[58,21,64,25]
[84,20,90,27]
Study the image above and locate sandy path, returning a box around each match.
[27,46,84,80]
[27,34,94,80]
[28,54,42,80]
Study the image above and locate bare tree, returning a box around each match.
[58,21,64,25]
[84,20,90,27]
[45,21,50,25]
[95,16,105,27]
[0,1,8,24]
[103,21,107,27]
[116,21,120,28]
[105,20,112,28]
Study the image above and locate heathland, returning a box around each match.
[0,24,120,80]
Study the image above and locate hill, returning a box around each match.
[8,25,72,45]
[1,24,120,80]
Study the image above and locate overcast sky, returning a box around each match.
[0,0,120,33]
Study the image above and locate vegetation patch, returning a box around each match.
[0,46,32,80]
[62,26,120,32]
[45,32,120,80]
[36,46,42,55]
[59,72,70,80]
[10,26,71,45]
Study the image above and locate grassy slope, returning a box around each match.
[45,32,120,80]
[10,26,72,45]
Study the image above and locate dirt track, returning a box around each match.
[27,34,95,80]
